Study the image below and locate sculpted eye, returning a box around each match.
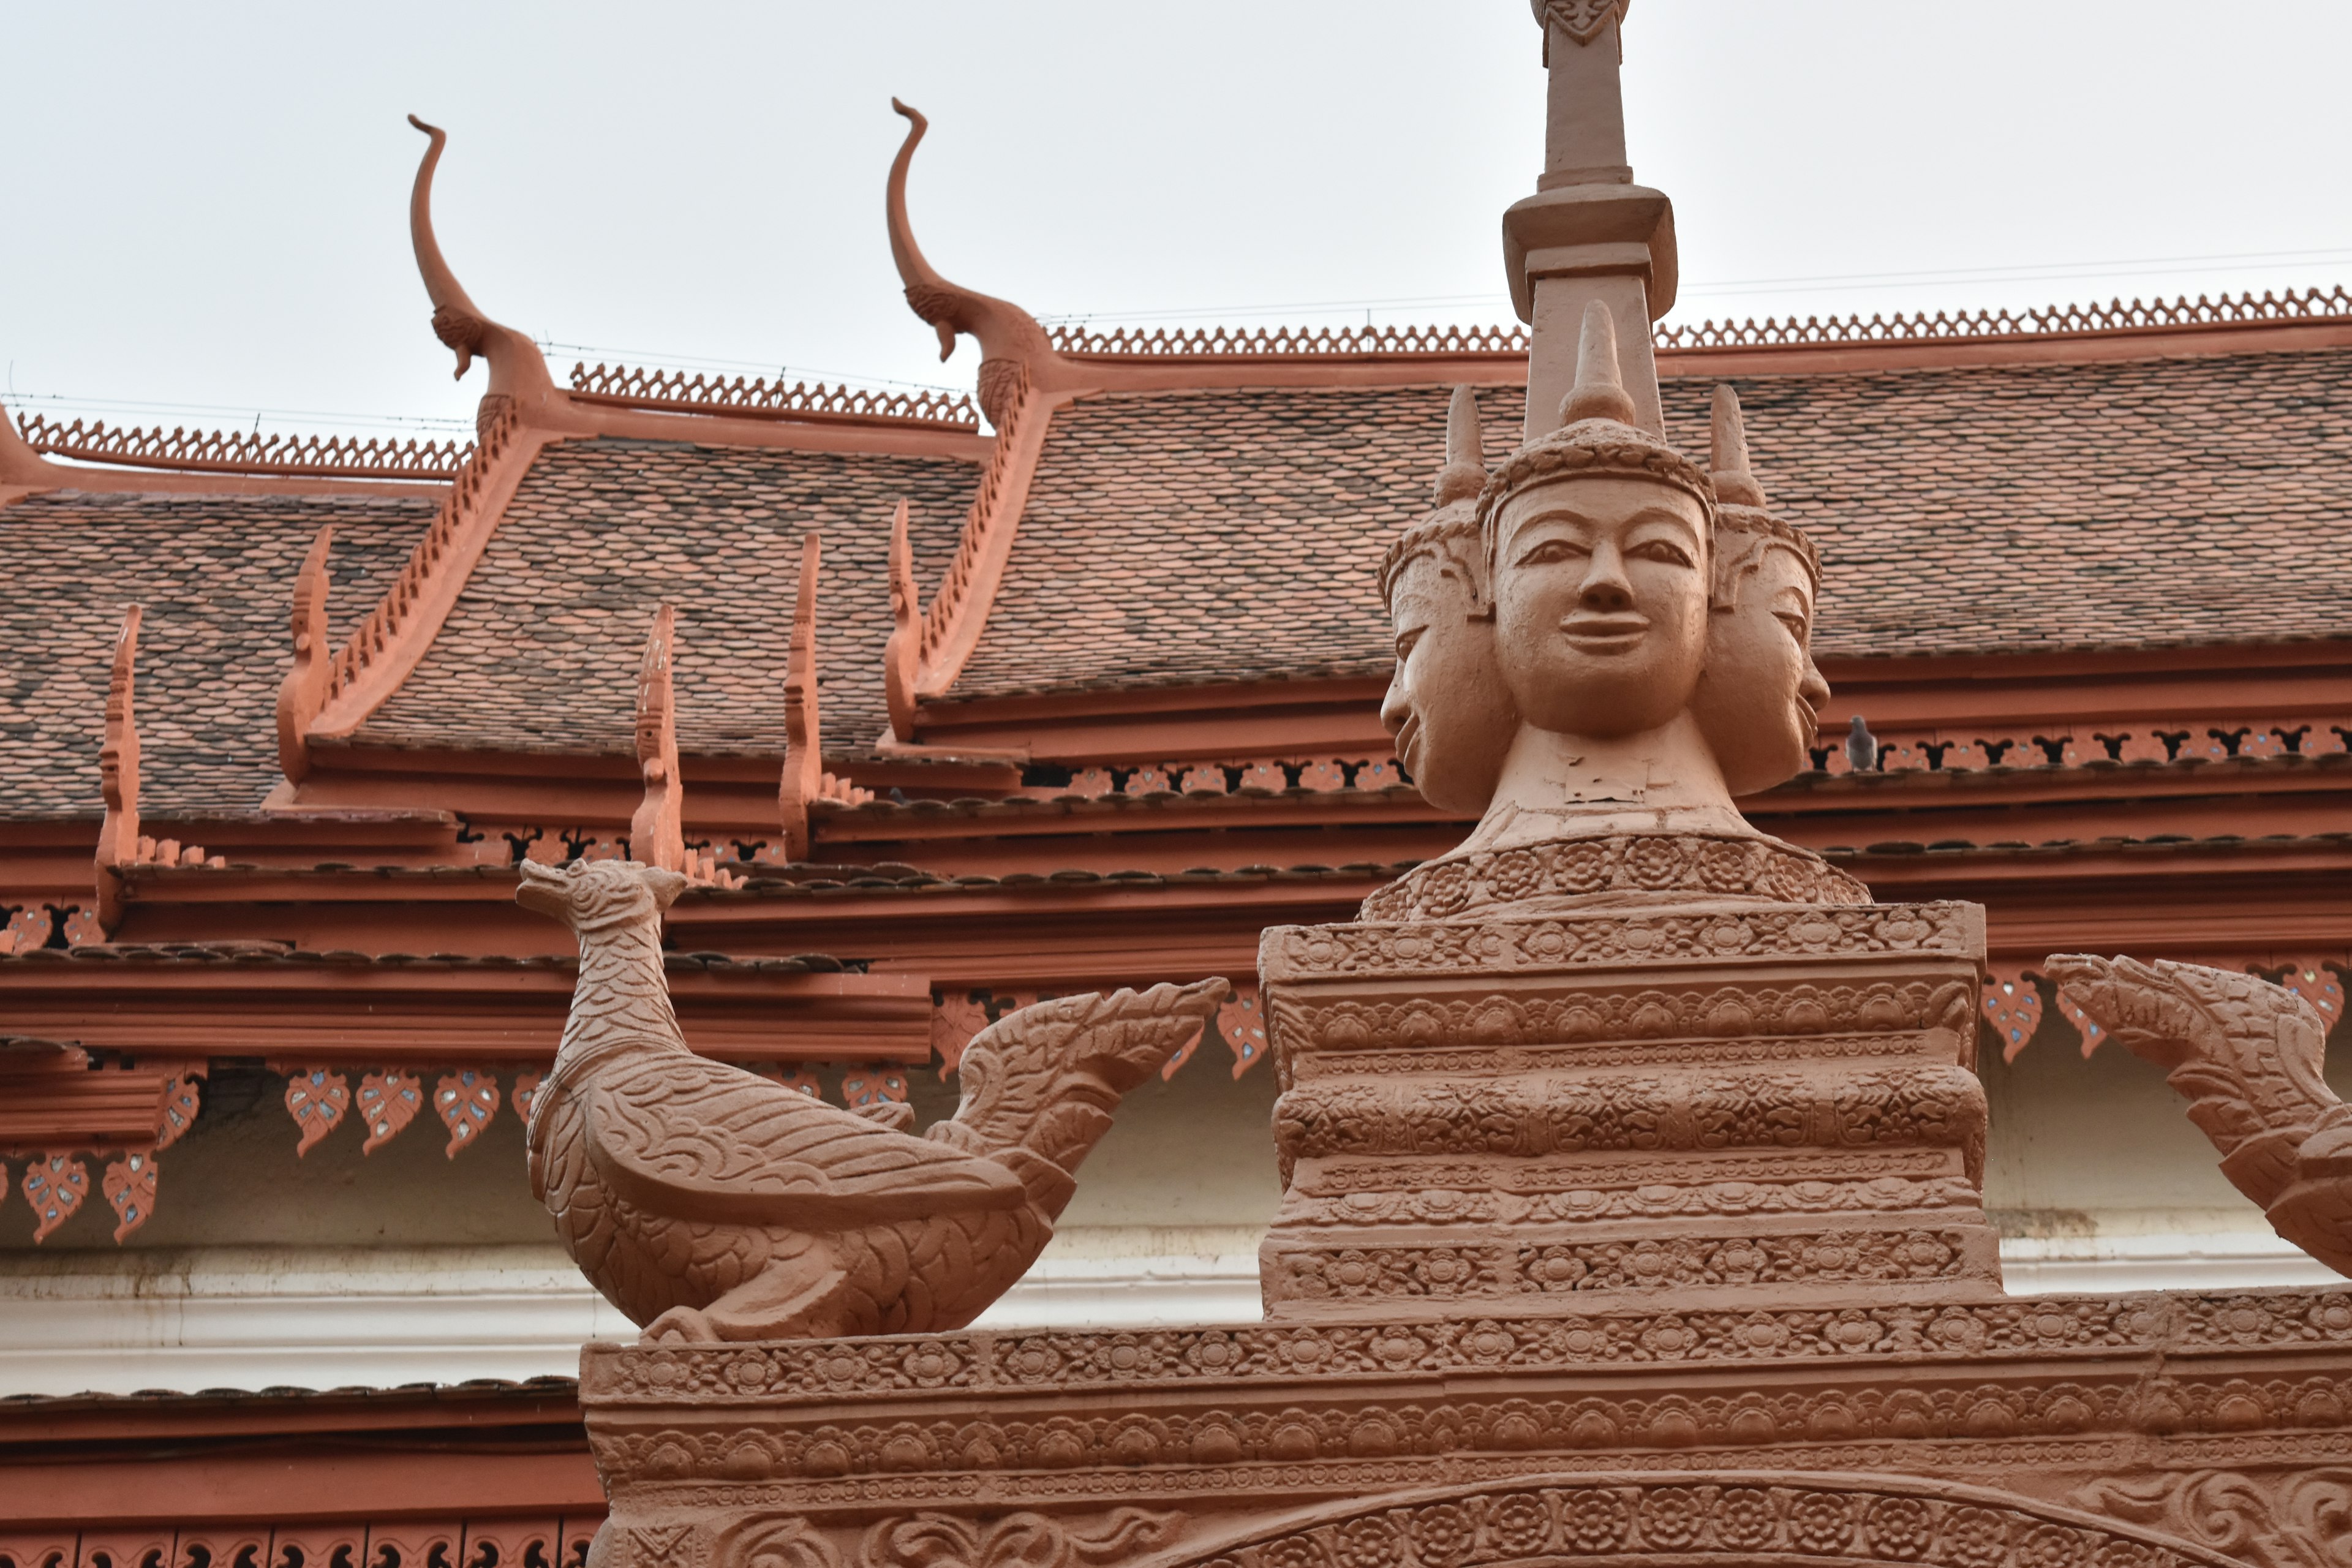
[1630,540,1694,568]
[1393,627,1426,662]
[1515,537,1587,568]
[1774,610,1810,643]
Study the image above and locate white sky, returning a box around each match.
[8,1,2351,439]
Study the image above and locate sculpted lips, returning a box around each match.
[1394,712,1424,771]
[1558,612,1650,653]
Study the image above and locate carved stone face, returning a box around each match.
[1693,541,1828,797]
[1379,546,1518,815]
[1491,475,1710,738]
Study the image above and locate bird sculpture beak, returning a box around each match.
[514,858,572,921]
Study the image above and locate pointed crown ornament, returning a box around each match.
[1474,300,1715,582]
[1380,386,1491,611]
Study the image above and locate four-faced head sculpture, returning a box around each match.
[1378,325,1831,840]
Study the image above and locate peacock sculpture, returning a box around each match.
[2048,953,2352,1278]
[515,856,1228,1341]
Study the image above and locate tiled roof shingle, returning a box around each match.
[358,439,978,757]
[952,349,2352,698]
[0,491,432,818]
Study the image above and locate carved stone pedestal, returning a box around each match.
[1256,902,2002,1319]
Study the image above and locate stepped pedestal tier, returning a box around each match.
[1257,898,2003,1318]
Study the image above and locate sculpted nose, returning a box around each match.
[1578,545,1634,611]
[1379,673,1412,737]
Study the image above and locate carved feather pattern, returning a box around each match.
[516,856,1226,1340]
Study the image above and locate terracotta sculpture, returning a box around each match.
[1368,314,1864,922]
[1382,381,1830,820]
[516,855,1226,1340]
[1692,383,1832,796]
[1378,386,1518,815]
[2048,953,2352,1277]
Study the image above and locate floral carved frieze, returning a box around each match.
[1156,1476,2244,1568]
[581,1292,2352,1404]
[1263,905,1981,982]
[1360,836,1871,925]
[1299,1148,1961,1194]
[1272,1065,1987,1164]
[1268,979,1978,1058]
[2075,1468,2352,1568]
[1290,1175,1981,1228]
[1265,1229,1986,1303]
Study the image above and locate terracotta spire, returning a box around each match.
[274,525,335,786]
[1709,383,1767,509]
[778,532,824,862]
[883,499,921,743]
[0,399,62,497]
[630,605,685,875]
[1503,1,1675,439]
[406,115,556,434]
[886,100,1055,427]
[1559,300,1638,427]
[95,606,145,929]
[1431,387,1487,507]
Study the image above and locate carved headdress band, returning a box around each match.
[1475,300,1715,579]
[1380,386,1491,612]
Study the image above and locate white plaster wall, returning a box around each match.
[0,1017,2343,1396]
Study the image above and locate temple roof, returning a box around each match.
[1,490,432,817]
[352,439,978,758]
[942,342,2352,704]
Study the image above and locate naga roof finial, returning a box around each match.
[406,115,556,429]
[274,525,335,786]
[630,605,685,876]
[883,498,921,744]
[779,532,826,862]
[95,606,145,930]
[886,100,1056,426]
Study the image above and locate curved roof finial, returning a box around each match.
[630,605,685,875]
[275,525,336,786]
[883,498,922,744]
[887,100,1055,424]
[406,115,555,417]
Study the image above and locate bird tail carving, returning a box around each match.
[927,978,1229,1217]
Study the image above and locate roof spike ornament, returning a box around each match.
[1709,383,1768,508]
[629,605,685,876]
[882,498,922,744]
[778,532,826,863]
[1432,386,1488,508]
[95,606,145,928]
[274,524,335,787]
[405,114,556,436]
[886,100,1055,427]
[1559,300,1639,428]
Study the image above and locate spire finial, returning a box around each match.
[1432,387,1487,507]
[1709,384,1768,509]
[630,605,684,875]
[1559,300,1638,426]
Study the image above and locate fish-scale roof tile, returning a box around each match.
[954,350,2352,698]
[0,491,433,818]
[358,439,978,757]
